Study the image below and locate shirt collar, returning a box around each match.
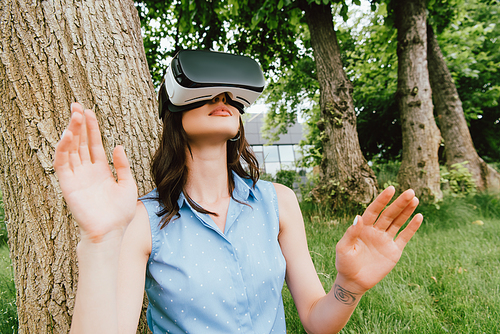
[232,171,258,202]
[176,171,257,209]
[177,191,187,209]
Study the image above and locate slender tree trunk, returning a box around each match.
[394,0,443,202]
[0,0,158,333]
[427,24,500,191]
[302,2,378,208]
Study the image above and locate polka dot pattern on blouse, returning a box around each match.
[140,172,287,334]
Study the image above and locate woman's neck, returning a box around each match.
[184,143,230,205]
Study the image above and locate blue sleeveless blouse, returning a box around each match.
[140,173,287,334]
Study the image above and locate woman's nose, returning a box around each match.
[212,93,227,104]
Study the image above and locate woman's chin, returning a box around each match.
[187,132,237,144]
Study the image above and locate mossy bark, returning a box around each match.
[427,24,500,192]
[302,2,378,209]
[394,0,443,202]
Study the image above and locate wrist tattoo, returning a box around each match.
[333,284,359,306]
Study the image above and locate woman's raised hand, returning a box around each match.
[54,103,138,243]
[334,186,423,293]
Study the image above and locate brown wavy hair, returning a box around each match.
[151,92,260,229]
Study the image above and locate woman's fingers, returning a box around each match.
[67,104,108,165]
[373,189,416,232]
[338,215,363,250]
[54,128,74,175]
[71,103,91,163]
[113,146,135,188]
[385,196,419,238]
[67,112,84,169]
[55,103,107,173]
[361,186,395,225]
[84,108,108,164]
[395,213,423,250]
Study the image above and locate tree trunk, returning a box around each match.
[0,0,158,333]
[427,23,500,191]
[303,2,378,208]
[394,0,443,202]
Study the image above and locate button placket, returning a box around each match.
[227,243,255,333]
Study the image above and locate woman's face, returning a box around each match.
[182,93,240,144]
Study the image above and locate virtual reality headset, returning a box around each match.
[159,50,265,119]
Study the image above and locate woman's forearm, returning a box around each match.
[304,274,365,334]
[70,232,124,334]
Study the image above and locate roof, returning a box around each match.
[243,113,304,145]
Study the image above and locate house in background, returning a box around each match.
[244,113,307,176]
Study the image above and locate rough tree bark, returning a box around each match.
[0,0,158,333]
[427,24,500,191]
[302,2,378,208]
[394,0,443,202]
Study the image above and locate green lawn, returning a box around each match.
[284,193,500,333]
[1,192,499,333]
[0,245,17,334]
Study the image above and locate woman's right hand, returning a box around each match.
[54,103,138,243]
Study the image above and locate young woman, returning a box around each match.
[54,51,423,334]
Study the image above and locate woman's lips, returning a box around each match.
[209,107,232,116]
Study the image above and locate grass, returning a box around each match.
[0,245,17,334]
[283,193,500,333]
[0,190,18,334]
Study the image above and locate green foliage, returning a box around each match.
[259,169,300,189]
[346,3,403,162]
[438,0,500,121]
[259,172,275,182]
[0,246,17,333]
[260,55,324,168]
[136,0,233,85]
[298,171,321,203]
[262,56,319,143]
[137,0,499,164]
[136,0,306,85]
[432,0,500,161]
[261,5,360,167]
[274,169,300,189]
[427,0,465,33]
[311,177,370,217]
[440,161,477,197]
[257,2,403,163]
[490,162,500,173]
[371,160,401,189]
[297,103,323,168]
[351,0,500,162]
[372,160,481,198]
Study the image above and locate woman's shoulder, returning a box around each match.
[119,199,153,258]
[138,189,163,212]
[272,182,296,198]
[139,188,159,203]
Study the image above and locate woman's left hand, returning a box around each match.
[335,186,423,293]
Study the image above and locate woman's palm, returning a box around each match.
[335,187,423,292]
[54,104,137,242]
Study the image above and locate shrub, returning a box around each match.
[259,172,275,182]
[490,161,500,173]
[440,161,477,197]
[371,161,400,189]
[274,169,299,189]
